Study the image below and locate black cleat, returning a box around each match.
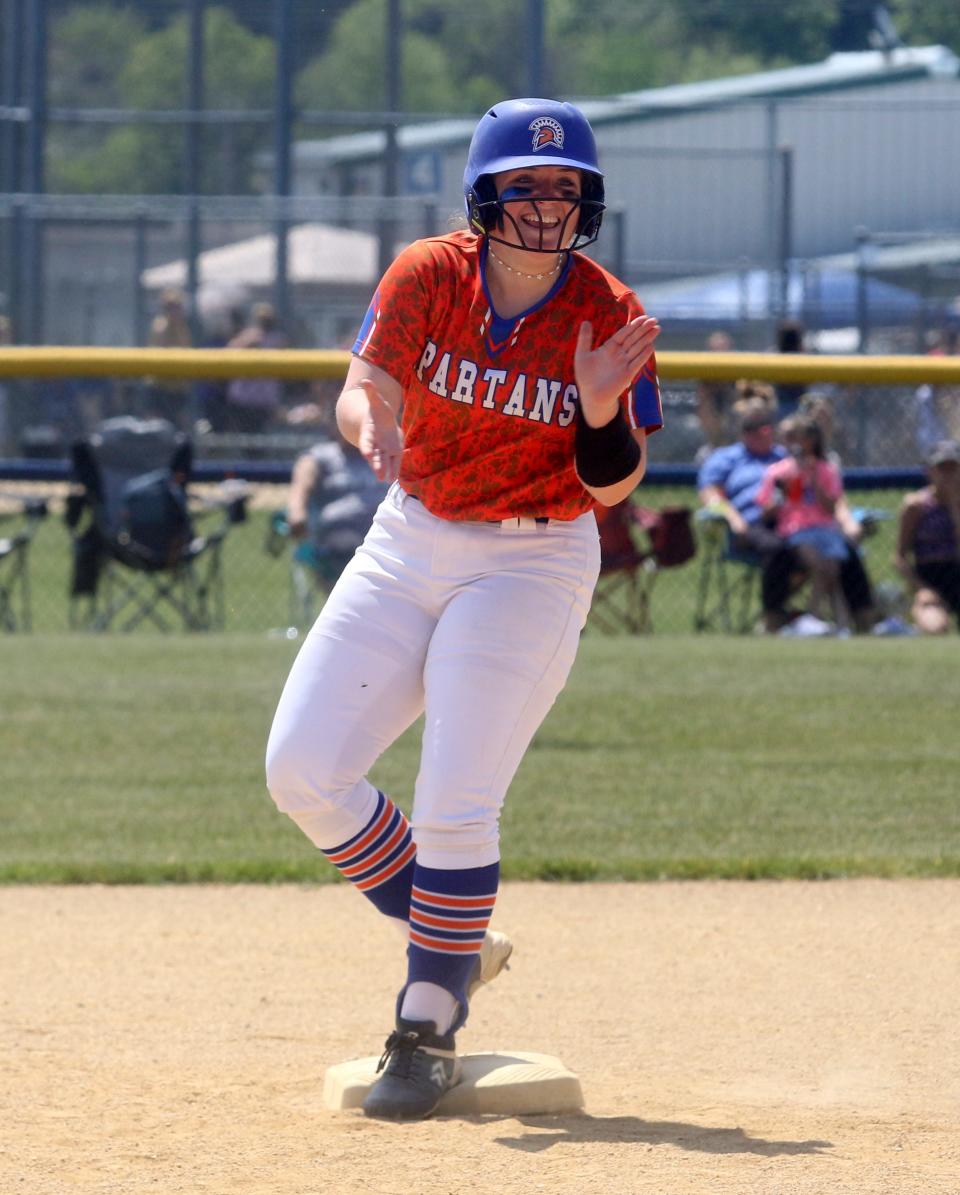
[362,1018,461,1121]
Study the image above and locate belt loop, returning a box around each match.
[500,516,539,534]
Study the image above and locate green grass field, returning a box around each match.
[2,633,957,883]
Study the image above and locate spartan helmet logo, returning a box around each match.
[528,116,565,152]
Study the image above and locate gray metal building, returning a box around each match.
[290,45,960,295]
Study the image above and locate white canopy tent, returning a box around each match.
[141,222,385,343]
[142,222,379,292]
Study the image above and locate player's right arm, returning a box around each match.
[336,357,405,483]
[337,240,436,483]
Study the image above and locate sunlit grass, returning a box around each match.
[2,633,957,882]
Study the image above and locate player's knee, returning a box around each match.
[264,727,339,814]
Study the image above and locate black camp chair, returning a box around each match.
[0,494,48,631]
[66,416,246,631]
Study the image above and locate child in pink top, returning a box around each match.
[757,415,850,629]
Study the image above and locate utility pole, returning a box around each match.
[273,0,293,334]
[23,0,46,342]
[1,0,24,195]
[1,0,26,338]
[379,0,401,280]
[185,0,204,342]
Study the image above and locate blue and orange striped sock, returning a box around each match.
[403,861,500,1027]
[320,791,416,921]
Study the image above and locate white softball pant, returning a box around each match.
[265,483,601,870]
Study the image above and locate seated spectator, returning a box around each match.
[894,439,960,634]
[796,388,872,560]
[698,389,798,633]
[697,391,876,634]
[756,415,851,633]
[286,435,389,578]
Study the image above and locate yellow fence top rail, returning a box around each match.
[1,346,960,386]
[0,346,350,381]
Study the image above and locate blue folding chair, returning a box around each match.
[692,508,761,634]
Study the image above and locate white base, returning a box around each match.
[323,1050,583,1116]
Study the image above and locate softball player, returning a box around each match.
[266,97,662,1120]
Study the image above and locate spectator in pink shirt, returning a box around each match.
[757,414,850,631]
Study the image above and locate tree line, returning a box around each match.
[31,0,960,195]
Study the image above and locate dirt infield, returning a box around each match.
[4,881,958,1195]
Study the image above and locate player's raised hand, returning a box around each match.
[574,315,660,427]
[356,378,404,482]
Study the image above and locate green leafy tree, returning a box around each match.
[48,4,148,106]
[293,0,773,127]
[659,0,959,62]
[549,0,771,95]
[44,0,960,199]
[48,5,275,194]
[112,6,275,194]
[668,0,839,66]
[294,0,507,122]
[406,0,540,101]
[892,0,960,53]
[46,5,149,191]
[46,0,353,42]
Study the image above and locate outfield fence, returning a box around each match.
[1,347,958,634]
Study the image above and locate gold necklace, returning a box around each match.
[487,247,564,281]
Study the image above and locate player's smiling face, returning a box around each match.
[493,166,582,252]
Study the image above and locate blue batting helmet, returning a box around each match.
[463,98,605,249]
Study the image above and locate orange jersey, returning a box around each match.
[353,230,662,522]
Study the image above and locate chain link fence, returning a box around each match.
[0,193,453,350]
[2,366,953,635]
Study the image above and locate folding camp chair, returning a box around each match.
[0,494,48,631]
[693,506,889,634]
[66,416,246,632]
[591,500,696,634]
[692,509,761,634]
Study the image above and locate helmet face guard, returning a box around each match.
[463,98,606,253]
